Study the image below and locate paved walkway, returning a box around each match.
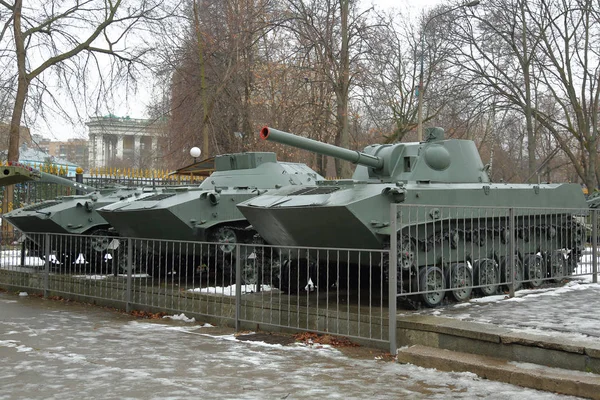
[0,290,578,399]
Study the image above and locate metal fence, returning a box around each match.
[0,204,598,354]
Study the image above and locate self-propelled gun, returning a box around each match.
[237,127,588,306]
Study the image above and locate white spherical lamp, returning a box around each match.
[190,147,201,161]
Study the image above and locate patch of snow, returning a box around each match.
[163,313,196,323]
[0,340,33,353]
[188,284,275,296]
[18,292,28,297]
[451,302,471,308]
[73,275,108,280]
[509,360,597,377]
[470,294,506,303]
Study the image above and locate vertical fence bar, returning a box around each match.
[126,238,132,313]
[44,233,50,298]
[593,209,598,284]
[389,203,397,355]
[20,240,25,267]
[508,208,516,298]
[235,244,241,331]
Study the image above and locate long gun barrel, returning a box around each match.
[2,163,96,193]
[260,127,384,170]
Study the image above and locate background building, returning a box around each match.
[36,138,89,170]
[0,123,32,149]
[87,115,165,169]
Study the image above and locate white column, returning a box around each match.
[150,137,157,168]
[116,135,124,160]
[134,135,141,168]
[95,135,104,168]
[104,137,112,167]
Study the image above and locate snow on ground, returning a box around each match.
[2,247,599,340]
[0,294,580,399]
[187,284,275,296]
[411,281,600,345]
[162,313,196,323]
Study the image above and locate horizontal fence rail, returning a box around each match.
[0,204,597,354]
[0,174,203,212]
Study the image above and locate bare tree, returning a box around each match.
[162,0,278,169]
[0,0,182,163]
[283,0,377,177]
[448,0,600,188]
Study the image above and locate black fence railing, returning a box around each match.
[0,205,598,354]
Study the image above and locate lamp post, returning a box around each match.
[190,146,201,163]
[416,0,480,142]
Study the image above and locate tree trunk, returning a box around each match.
[8,0,27,163]
[335,0,352,178]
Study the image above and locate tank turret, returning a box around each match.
[259,127,490,183]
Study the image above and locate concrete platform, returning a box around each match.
[395,314,600,373]
[394,308,600,398]
[397,344,600,399]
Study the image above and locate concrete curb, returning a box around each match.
[396,315,600,373]
[397,345,600,399]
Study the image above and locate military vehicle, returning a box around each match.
[96,152,323,277]
[2,163,165,267]
[1,164,42,186]
[237,127,588,306]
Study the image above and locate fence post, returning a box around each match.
[44,234,50,298]
[389,204,398,355]
[235,244,241,331]
[593,210,598,284]
[20,240,26,267]
[126,238,132,313]
[508,208,516,298]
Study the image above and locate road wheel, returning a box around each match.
[500,254,523,291]
[546,251,566,282]
[445,263,472,302]
[473,258,499,296]
[212,226,238,255]
[416,266,446,307]
[524,254,545,288]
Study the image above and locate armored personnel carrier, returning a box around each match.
[237,127,588,306]
[2,163,163,267]
[96,152,323,276]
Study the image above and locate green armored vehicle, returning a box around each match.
[237,127,588,306]
[96,152,323,275]
[3,164,163,266]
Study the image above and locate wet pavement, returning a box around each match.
[0,289,580,399]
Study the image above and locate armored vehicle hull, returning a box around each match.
[240,182,585,250]
[96,152,322,276]
[4,186,164,267]
[237,127,588,306]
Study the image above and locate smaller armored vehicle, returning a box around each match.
[238,127,588,306]
[96,152,323,276]
[2,164,165,267]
